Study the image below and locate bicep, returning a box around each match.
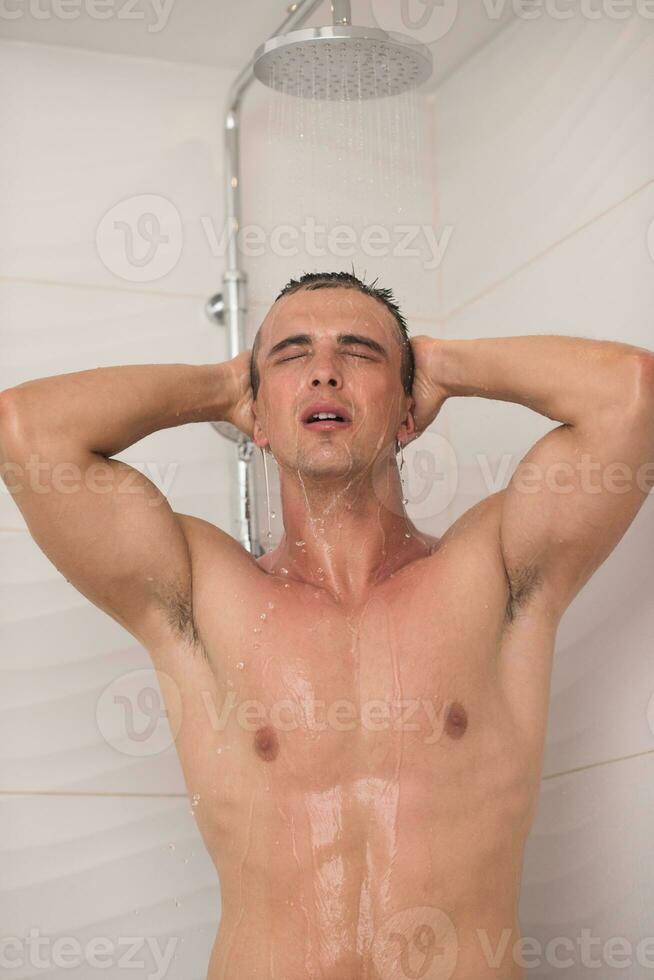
[0,407,194,649]
[499,396,654,616]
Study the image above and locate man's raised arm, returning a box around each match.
[421,334,654,617]
[0,356,251,650]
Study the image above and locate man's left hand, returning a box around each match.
[408,335,449,442]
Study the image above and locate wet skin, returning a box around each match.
[151,492,555,980]
[144,288,560,978]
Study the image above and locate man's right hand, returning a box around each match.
[223,348,256,441]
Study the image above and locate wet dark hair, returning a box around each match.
[249,270,415,400]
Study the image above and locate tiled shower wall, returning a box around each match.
[430,12,654,977]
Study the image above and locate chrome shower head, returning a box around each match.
[253,24,433,101]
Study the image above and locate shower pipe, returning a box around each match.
[205,0,340,557]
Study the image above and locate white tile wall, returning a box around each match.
[431,13,654,316]
[429,7,654,956]
[0,794,219,978]
[519,752,654,978]
[0,39,238,972]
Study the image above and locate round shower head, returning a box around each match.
[253,25,433,101]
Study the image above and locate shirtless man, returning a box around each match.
[1,270,653,980]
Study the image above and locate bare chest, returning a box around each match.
[189,559,519,784]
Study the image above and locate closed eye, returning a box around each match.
[280,353,371,362]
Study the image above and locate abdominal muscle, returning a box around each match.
[201,731,533,980]
[175,641,539,980]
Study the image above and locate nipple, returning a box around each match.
[254,725,280,762]
[444,701,468,740]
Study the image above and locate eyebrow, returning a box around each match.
[267,333,388,359]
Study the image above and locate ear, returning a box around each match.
[252,412,270,450]
[396,397,417,447]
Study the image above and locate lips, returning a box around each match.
[304,418,351,431]
[301,402,351,426]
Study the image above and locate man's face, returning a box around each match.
[252,287,415,481]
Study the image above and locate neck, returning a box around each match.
[261,450,429,602]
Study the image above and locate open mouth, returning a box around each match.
[303,412,351,431]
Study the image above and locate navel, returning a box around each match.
[254,725,279,762]
[444,701,468,740]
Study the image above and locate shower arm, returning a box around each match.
[205,0,326,556]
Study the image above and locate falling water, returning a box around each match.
[260,446,273,550]
[257,36,432,552]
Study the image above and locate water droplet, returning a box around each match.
[168,843,176,851]
[404,532,411,538]
[280,567,288,575]
[236,660,244,670]
[267,601,275,609]
[295,539,305,547]
[260,612,267,620]
[254,626,262,633]
[175,899,182,908]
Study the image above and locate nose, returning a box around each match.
[308,351,343,389]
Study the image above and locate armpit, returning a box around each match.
[504,561,545,624]
[153,580,208,659]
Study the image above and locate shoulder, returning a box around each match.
[486,489,553,623]
[439,490,550,624]
[174,512,252,562]
[145,513,254,655]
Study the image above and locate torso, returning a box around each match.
[150,492,560,980]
